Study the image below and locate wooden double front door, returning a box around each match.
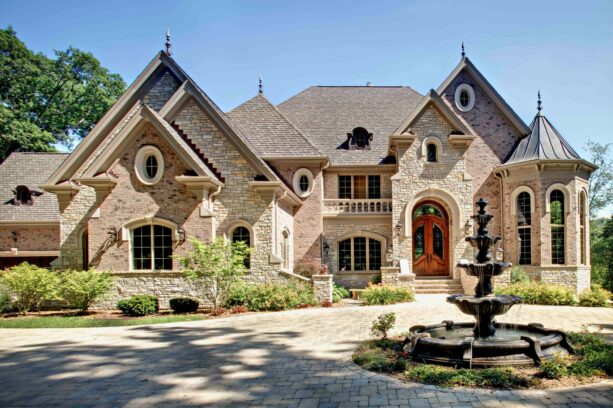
[412,203,449,276]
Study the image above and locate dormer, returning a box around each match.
[346,127,373,150]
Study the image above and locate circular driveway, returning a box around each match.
[0,295,612,407]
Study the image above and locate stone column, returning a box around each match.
[381,266,415,294]
[312,274,333,304]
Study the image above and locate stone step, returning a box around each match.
[415,289,464,294]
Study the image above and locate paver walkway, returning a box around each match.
[0,295,612,407]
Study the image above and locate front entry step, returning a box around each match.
[414,278,464,294]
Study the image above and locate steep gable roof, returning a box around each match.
[505,111,584,165]
[0,153,68,222]
[278,86,422,166]
[227,94,325,159]
[437,57,530,136]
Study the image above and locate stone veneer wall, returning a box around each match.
[323,220,392,288]
[392,104,473,289]
[274,164,323,264]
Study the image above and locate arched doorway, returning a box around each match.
[412,201,449,276]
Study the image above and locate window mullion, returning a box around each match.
[366,238,370,271]
[150,225,155,271]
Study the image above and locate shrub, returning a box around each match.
[510,267,529,284]
[495,281,576,306]
[567,332,613,377]
[59,269,114,313]
[1,263,59,314]
[180,237,249,311]
[370,274,382,285]
[578,285,612,307]
[230,305,248,314]
[332,283,350,303]
[117,295,158,316]
[404,365,533,388]
[294,258,321,278]
[352,340,400,372]
[169,297,199,313]
[226,282,317,311]
[371,312,396,339]
[539,355,569,379]
[211,307,227,316]
[0,289,10,313]
[361,284,414,305]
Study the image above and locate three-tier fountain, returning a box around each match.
[406,199,573,367]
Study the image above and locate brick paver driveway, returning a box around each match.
[1,295,612,407]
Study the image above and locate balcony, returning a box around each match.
[323,199,393,217]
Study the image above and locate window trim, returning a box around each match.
[225,220,255,248]
[135,145,165,185]
[515,191,532,265]
[454,83,475,112]
[545,183,570,214]
[579,189,588,265]
[337,174,382,199]
[548,188,566,265]
[421,136,443,163]
[510,186,536,215]
[292,168,314,198]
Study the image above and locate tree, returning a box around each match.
[179,237,250,311]
[585,140,613,218]
[590,216,613,292]
[0,26,125,161]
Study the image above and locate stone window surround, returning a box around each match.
[510,186,536,215]
[335,231,387,273]
[134,145,165,185]
[120,216,181,272]
[420,136,444,162]
[225,220,255,248]
[292,168,314,198]
[454,83,475,112]
[578,189,588,265]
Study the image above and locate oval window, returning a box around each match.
[135,146,164,185]
[299,175,309,193]
[459,90,469,108]
[454,84,475,112]
[292,168,314,198]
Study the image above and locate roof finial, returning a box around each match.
[258,77,263,94]
[461,42,465,58]
[165,29,172,56]
[537,90,542,113]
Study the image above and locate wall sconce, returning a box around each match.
[385,249,394,264]
[177,226,186,243]
[464,219,472,235]
[323,241,330,258]
[395,222,402,236]
[107,226,118,242]
[9,231,17,242]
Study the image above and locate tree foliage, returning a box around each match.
[591,216,613,292]
[1,263,59,314]
[0,26,125,161]
[586,140,613,218]
[58,269,114,313]
[179,237,249,311]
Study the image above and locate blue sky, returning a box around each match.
[1,0,611,158]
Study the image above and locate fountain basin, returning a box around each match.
[448,294,521,317]
[406,321,573,367]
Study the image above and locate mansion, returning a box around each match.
[0,47,596,305]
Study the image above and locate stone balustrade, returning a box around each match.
[323,199,392,216]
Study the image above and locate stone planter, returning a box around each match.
[312,274,333,304]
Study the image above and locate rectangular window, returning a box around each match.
[338,239,352,271]
[368,175,381,199]
[133,226,151,270]
[354,176,366,199]
[338,176,352,199]
[153,225,173,270]
[518,227,531,265]
[369,239,382,271]
[353,237,367,270]
[551,226,565,265]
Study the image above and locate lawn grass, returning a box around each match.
[0,314,207,328]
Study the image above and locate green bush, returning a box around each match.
[59,269,114,313]
[117,295,159,316]
[370,274,382,285]
[495,281,576,305]
[361,284,414,305]
[0,289,10,313]
[0,263,59,314]
[539,355,569,379]
[352,340,402,372]
[332,283,350,302]
[404,365,533,388]
[567,332,613,377]
[578,285,612,307]
[169,297,199,313]
[371,312,396,339]
[510,267,530,284]
[226,282,317,311]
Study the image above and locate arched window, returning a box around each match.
[579,192,587,265]
[516,192,532,265]
[132,225,173,270]
[338,237,381,272]
[231,226,251,268]
[426,143,437,163]
[550,190,565,264]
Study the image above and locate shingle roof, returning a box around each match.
[505,111,582,164]
[227,94,324,158]
[277,86,423,165]
[0,153,68,222]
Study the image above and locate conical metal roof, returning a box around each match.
[505,111,582,164]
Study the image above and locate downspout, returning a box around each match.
[320,158,330,262]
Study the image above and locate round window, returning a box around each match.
[454,83,475,112]
[135,146,164,185]
[292,168,314,198]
